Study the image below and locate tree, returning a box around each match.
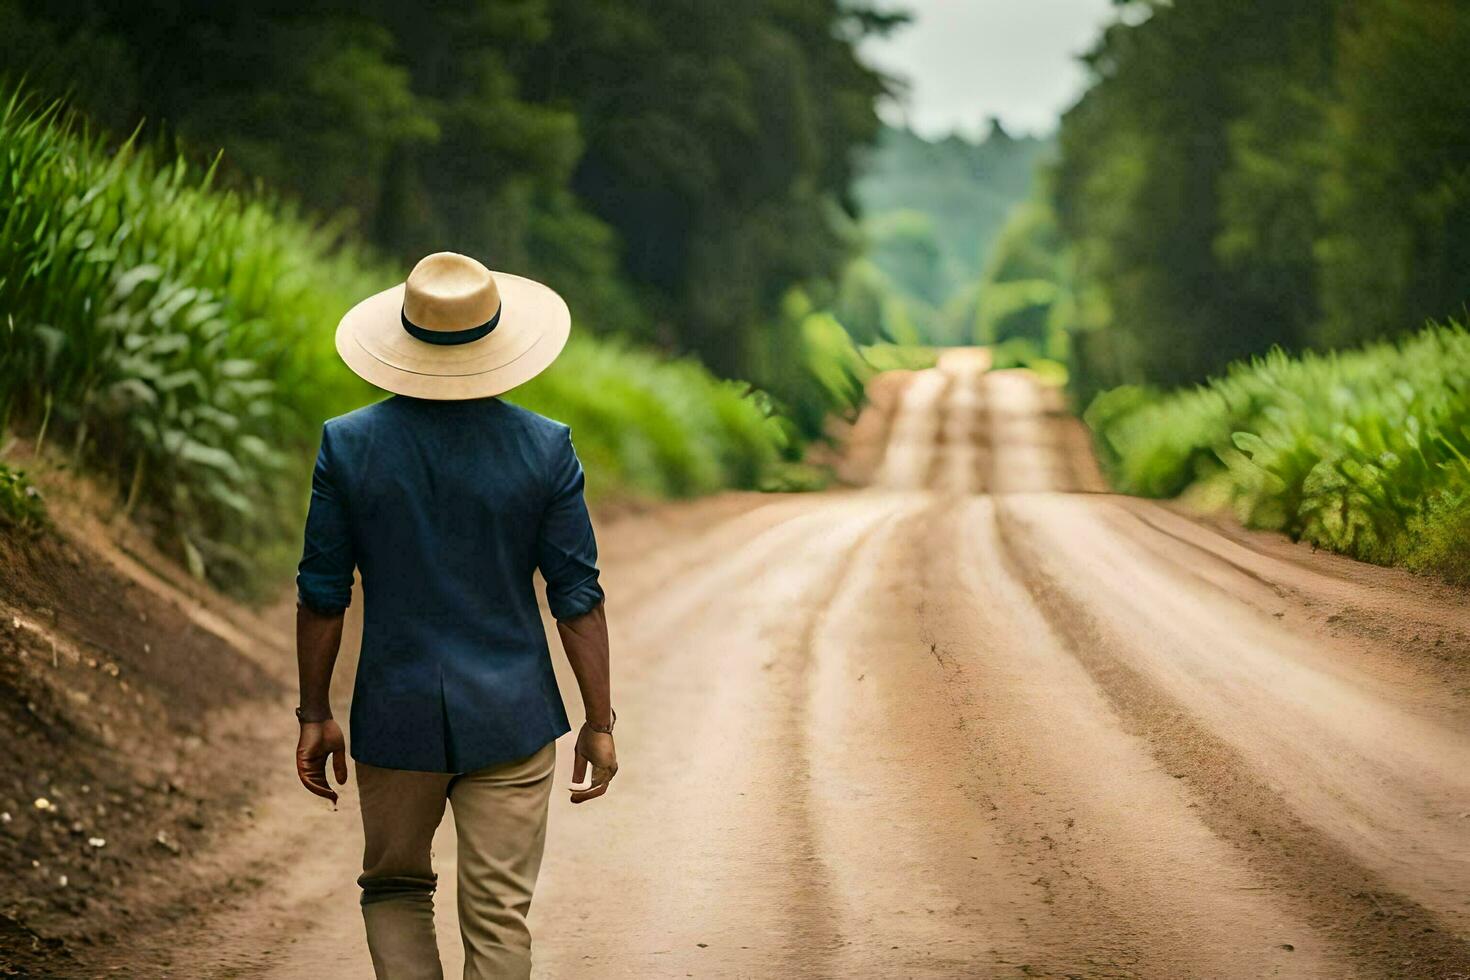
[521,0,897,374]
[1050,0,1470,398]
[1315,0,1470,346]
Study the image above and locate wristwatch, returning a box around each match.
[295,706,333,724]
[586,709,616,735]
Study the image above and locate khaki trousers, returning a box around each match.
[356,742,556,980]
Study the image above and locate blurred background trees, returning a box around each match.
[1035,0,1470,402]
[0,0,897,382]
[849,121,1052,346]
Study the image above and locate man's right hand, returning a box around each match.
[570,724,617,804]
[297,718,349,804]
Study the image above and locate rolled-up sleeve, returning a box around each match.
[296,424,355,614]
[537,427,604,620]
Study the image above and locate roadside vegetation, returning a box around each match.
[0,463,46,530]
[0,94,784,594]
[1088,321,1470,584]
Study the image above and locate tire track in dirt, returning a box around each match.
[1003,495,1470,911]
[779,502,917,976]
[790,360,1335,976]
[976,363,1469,976]
[530,494,920,979]
[872,368,952,490]
[803,500,1165,976]
[990,500,1470,977]
[1092,500,1470,726]
[929,351,985,493]
[1105,499,1470,684]
[936,498,1342,976]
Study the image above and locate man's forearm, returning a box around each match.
[556,603,612,726]
[297,604,346,720]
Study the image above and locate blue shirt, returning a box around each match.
[296,395,603,773]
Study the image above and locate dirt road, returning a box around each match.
[148,352,1470,978]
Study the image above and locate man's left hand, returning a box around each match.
[570,724,617,804]
[296,719,349,804]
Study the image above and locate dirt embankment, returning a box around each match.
[0,477,292,977]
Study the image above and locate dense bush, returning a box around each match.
[1087,321,1470,583]
[0,94,784,593]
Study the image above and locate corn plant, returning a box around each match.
[1086,320,1470,581]
[0,92,388,588]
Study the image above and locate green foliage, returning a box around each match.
[1052,0,1470,399]
[1314,0,1470,347]
[798,311,873,425]
[830,257,916,345]
[0,93,786,591]
[511,339,784,500]
[0,464,46,530]
[1087,320,1470,580]
[971,175,1089,383]
[757,461,833,494]
[0,92,389,587]
[0,0,896,383]
[858,343,939,374]
[865,210,947,309]
[739,286,940,443]
[747,293,873,440]
[530,0,897,375]
[1404,493,1470,586]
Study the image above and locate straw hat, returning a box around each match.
[335,252,570,399]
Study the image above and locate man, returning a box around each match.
[293,251,617,979]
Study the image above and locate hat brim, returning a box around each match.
[335,271,570,400]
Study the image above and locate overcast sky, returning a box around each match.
[860,0,1121,139]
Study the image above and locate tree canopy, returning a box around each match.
[0,0,899,380]
[1040,0,1470,400]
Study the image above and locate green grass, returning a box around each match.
[0,91,785,593]
[1086,320,1470,584]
